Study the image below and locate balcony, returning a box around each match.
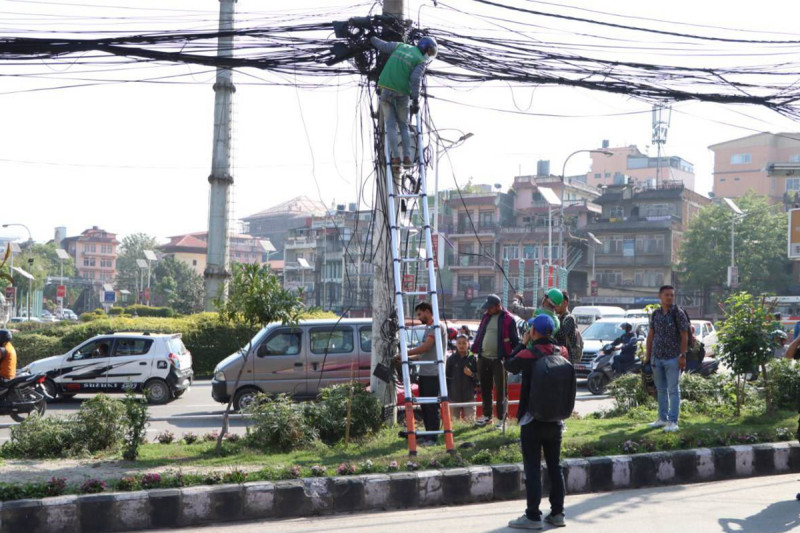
[284,238,317,249]
[594,253,670,267]
[451,255,496,269]
[445,223,499,236]
[585,215,681,232]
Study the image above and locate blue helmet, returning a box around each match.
[417,36,438,58]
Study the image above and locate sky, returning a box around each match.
[1,0,799,245]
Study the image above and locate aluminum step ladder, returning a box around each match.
[384,115,455,456]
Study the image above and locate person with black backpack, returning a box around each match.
[504,314,575,530]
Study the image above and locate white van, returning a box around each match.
[625,308,650,320]
[21,332,193,404]
[571,306,626,331]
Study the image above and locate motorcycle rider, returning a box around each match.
[0,329,17,383]
[609,322,638,375]
[772,330,788,359]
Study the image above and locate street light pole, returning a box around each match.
[558,150,613,267]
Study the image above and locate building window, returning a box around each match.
[604,172,611,178]
[734,177,740,181]
[522,245,538,259]
[478,211,494,227]
[597,270,622,287]
[192,259,198,266]
[730,153,751,165]
[790,155,800,163]
[787,178,800,192]
[543,246,562,261]
[635,235,665,254]
[83,257,96,267]
[478,275,495,293]
[644,203,674,217]
[720,178,726,182]
[457,275,474,292]
[100,245,112,254]
[502,245,519,260]
[594,173,601,179]
[602,235,623,254]
[635,270,665,287]
[609,206,624,219]
[85,244,96,253]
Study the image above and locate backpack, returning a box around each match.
[528,345,577,422]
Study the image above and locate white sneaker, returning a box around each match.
[648,420,667,428]
[508,514,543,530]
[663,422,679,432]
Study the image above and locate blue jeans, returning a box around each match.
[380,89,411,160]
[652,356,681,423]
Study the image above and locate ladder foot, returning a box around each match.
[409,451,418,457]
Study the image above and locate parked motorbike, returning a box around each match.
[586,343,642,395]
[0,373,48,422]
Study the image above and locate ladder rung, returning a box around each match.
[396,257,430,263]
[413,397,442,404]
[408,360,438,366]
[415,430,446,436]
[391,225,423,232]
[391,193,425,199]
[401,291,432,296]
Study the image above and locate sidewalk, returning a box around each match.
[147,473,800,533]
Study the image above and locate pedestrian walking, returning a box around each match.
[644,285,689,433]
[446,334,478,422]
[472,294,520,429]
[505,314,573,530]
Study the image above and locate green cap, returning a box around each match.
[545,288,564,306]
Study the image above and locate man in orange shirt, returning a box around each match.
[0,329,17,381]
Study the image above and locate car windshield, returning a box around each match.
[582,321,626,341]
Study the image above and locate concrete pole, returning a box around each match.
[370,0,405,419]
[203,0,236,311]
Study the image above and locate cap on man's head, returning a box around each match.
[545,288,564,306]
[482,294,502,310]
[532,314,555,336]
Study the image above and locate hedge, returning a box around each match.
[11,310,336,377]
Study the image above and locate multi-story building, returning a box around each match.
[587,142,696,192]
[709,132,800,207]
[160,232,274,276]
[61,226,119,283]
[241,196,327,255]
[583,182,709,313]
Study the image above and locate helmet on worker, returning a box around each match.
[417,36,438,58]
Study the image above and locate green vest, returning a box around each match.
[378,43,425,96]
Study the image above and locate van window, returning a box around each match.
[112,339,153,356]
[258,331,302,357]
[311,327,354,354]
[359,327,372,352]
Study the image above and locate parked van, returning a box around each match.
[212,319,375,411]
[571,306,626,331]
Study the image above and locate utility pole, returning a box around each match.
[370,0,405,419]
[203,0,236,311]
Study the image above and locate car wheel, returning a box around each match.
[43,378,58,402]
[173,389,186,398]
[233,387,261,412]
[143,378,171,405]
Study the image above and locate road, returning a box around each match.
[146,474,800,533]
[0,380,613,442]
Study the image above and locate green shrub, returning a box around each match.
[244,394,318,452]
[1,415,82,458]
[762,359,800,411]
[308,384,383,444]
[607,373,652,412]
[680,372,721,404]
[13,334,64,367]
[77,394,125,452]
[121,391,150,461]
[123,305,175,318]
[108,307,126,316]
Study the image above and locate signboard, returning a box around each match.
[417,285,427,301]
[590,280,598,296]
[789,208,800,259]
[402,274,415,292]
[465,286,474,301]
[4,286,14,302]
[143,288,150,302]
[56,285,66,299]
[103,291,116,304]
[727,266,739,289]
[432,234,440,267]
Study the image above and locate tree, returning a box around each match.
[116,233,159,296]
[679,193,792,302]
[213,262,305,452]
[2,243,78,313]
[151,256,204,314]
[716,292,777,415]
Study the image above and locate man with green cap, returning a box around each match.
[369,35,438,168]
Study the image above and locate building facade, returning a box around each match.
[61,226,119,283]
[160,232,273,276]
[241,196,327,254]
[710,132,800,207]
[587,143,696,192]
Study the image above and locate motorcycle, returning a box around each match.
[0,373,48,422]
[586,342,642,395]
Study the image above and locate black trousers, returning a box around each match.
[478,357,506,421]
[417,376,440,442]
[520,421,565,520]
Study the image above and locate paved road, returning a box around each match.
[0,380,613,442]
[147,474,800,533]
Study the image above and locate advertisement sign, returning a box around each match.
[103,291,116,304]
[465,286,474,301]
[56,285,66,299]
[402,274,415,292]
[590,280,598,296]
[417,285,427,301]
[4,286,14,302]
[789,209,800,259]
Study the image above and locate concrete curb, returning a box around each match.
[3,441,799,532]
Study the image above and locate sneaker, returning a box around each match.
[495,422,505,431]
[648,419,667,428]
[663,422,679,433]
[475,417,492,427]
[403,157,414,168]
[508,515,543,530]
[545,513,566,527]
[390,157,401,167]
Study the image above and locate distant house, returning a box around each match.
[160,232,274,276]
[61,226,119,283]
[241,196,327,254]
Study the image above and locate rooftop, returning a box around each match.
[243,196,328,220]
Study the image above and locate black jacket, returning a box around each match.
[445,352,478,402]
[504,338,568,423]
